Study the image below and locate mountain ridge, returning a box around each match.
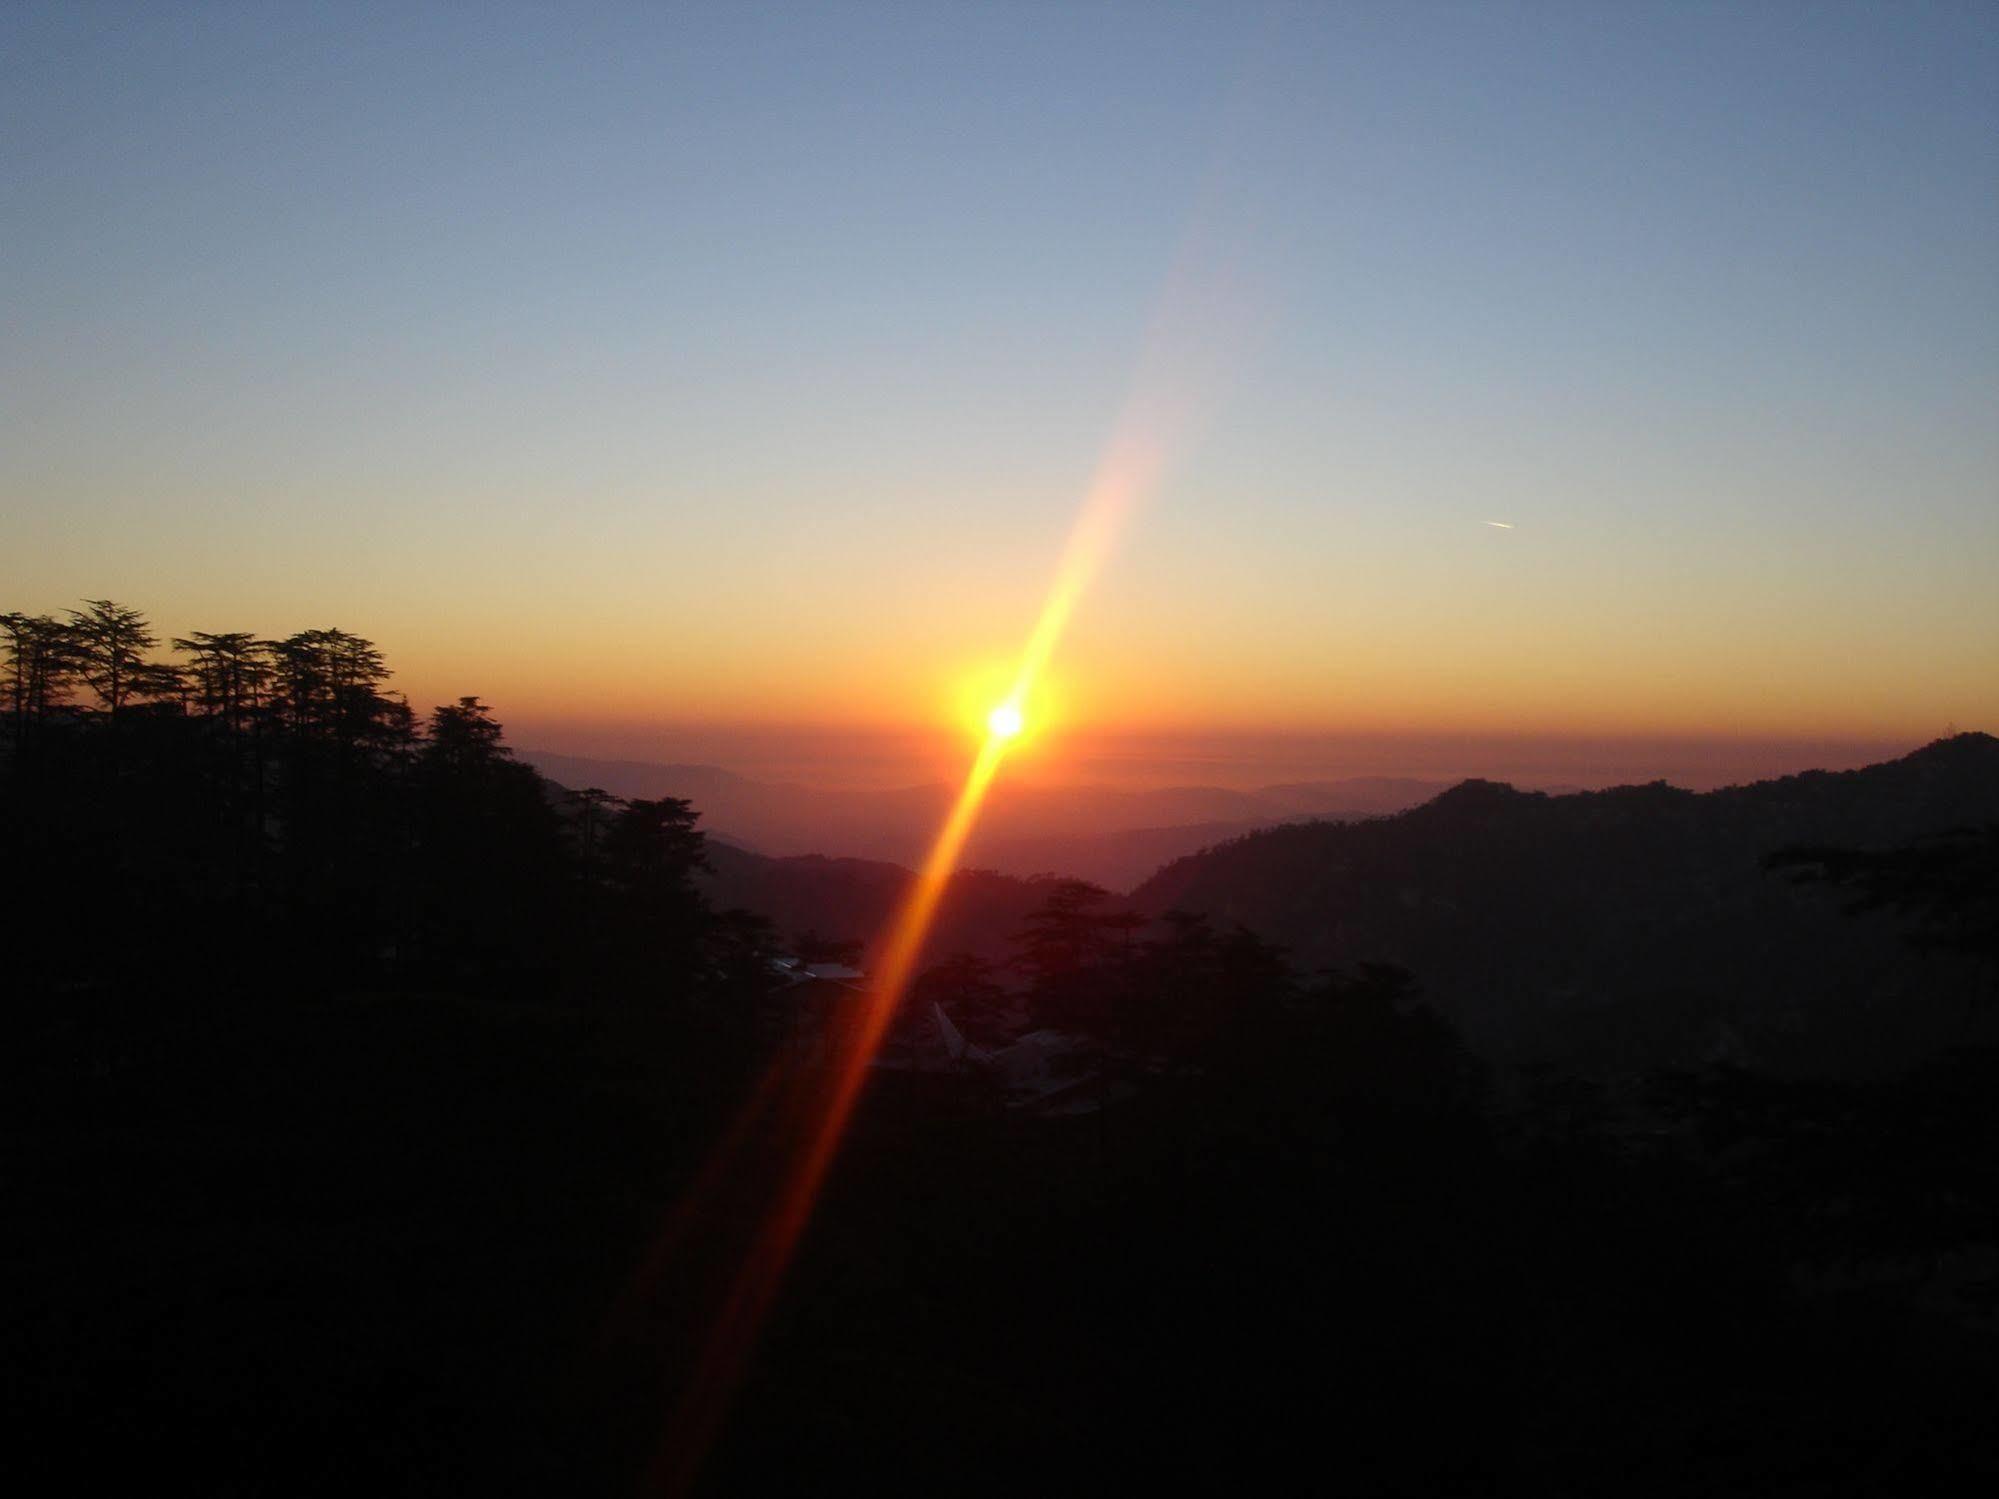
[1130,733,1999,1070]
[520,746,1444,882]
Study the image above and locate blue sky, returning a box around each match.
[4,1,1995,759]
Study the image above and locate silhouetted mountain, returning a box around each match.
[699,841,1053,967]
[1131,734,1999,1071]
[974,818,1292,889]
[976,785,1566,889]
[12,607,1998,1496]
[521,747,1442,881]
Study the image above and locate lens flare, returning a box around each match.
[648,731,1012,1495]
[639,195,1258,1494]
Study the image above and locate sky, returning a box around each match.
[4,2,1996,783]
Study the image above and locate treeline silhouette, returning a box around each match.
[4,600,780,1494]
[2,601,755,1006]
[8,601,1998,1495]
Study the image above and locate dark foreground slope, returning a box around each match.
[1134,733,1999,1069]
[12,611,1996,1495]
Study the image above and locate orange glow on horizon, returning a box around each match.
[646,205,1261,1492]
[649,347,1189,1494]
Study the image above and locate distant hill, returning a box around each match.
[520,747,1441,885]
[699,842,1055,968]
[1131,734,1999,1072]
[973,819,1292,889]
[539,738,1999,1068]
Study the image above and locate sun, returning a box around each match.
[986,701,1024,740]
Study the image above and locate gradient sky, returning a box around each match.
[5,2,1995,770]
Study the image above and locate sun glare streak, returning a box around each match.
[648,435,1182,1486]
[644,196,1261,1494]
[649,475,1158,1485]
[650,732,1012,1494]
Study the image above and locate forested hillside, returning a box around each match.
[8,604,1999,1494]
[1133,734,1999,1069]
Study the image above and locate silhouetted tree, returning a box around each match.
[409,697,564,986]
[65,599,155,719]
[172,630,273,734]
[1011,878,1120,1028]
[1,611,79,745]
[567,785,625,886]
[425,695,508,771]
[269,627,397,745]
[598,796,711,991]
[16,596,1999,1499]
[603,796,708,894]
